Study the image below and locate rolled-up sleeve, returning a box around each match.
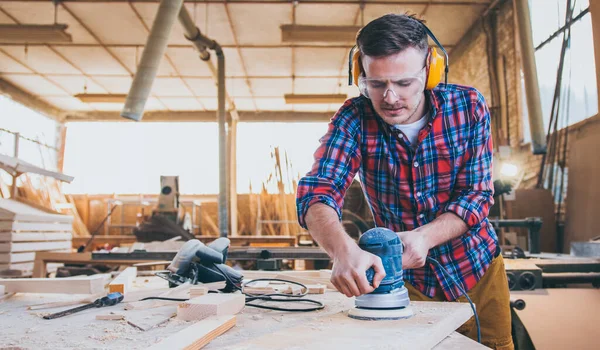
[296,100,362,229]
[444,92,495,228]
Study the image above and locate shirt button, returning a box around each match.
[416,191,422,197]
[413,161,419,168]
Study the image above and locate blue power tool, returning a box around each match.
[348,228,414,320]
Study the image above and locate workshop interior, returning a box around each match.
[0,0,598,349]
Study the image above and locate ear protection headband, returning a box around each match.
[348,20,448,91]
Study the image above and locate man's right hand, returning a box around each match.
[331,246,386,298]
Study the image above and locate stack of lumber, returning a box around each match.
[0,198,73,276]
[18,175,89,237]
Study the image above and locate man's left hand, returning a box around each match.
[397,231,432,269]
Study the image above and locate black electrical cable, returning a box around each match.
[427,257,481,344]
[211,264,325,312]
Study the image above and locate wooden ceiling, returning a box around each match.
[0,0,494,120]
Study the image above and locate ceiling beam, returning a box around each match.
[65,110,332,123]
[0,78,66,122]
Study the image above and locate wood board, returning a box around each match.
[0,274,109,294]
[177,294,245,321]
[0,232,73,242]
[0,240,72,253]
[0,221,73,232]
[222,301,473,350]
[108,266,137,294]
[0,198,73,223]
[147,315,236,350]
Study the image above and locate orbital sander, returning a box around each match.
[348,227,414,320]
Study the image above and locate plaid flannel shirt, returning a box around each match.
[296,84,499,301]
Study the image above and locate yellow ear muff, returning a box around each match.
[352,50,362,87]
[425,47,445,90]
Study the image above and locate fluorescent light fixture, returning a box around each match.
[0,24,72,43]
[281,24,361,43]
[75,94,127,103]
[284,94,348,104]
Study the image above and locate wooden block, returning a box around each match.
[108,266,137,294]
[96,313,125,320]
[0,221,73,232]
[0,232,73,242]
[177,293,245,322]
[0,274,109,294]
[283,284,303,295]
[0,241,72,253]
[305,284,326,294]
[146,315,236,350]
[190,286,208,298]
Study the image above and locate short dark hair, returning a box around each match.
[356,14,429,57]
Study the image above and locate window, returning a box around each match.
[523,0,597,143]
[0,96,58,169]
[63,122,329,195]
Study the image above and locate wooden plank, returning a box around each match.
[27,293,103,310]
[0,221,73,232]
[96,313,125,320]
[223,301,473,350]
[124,283,193,310]
[0,232,73,242]
[0,240,72,253]
[177,294,245,322]
[108,266,137,294]
[0,274,109,294]
[126,305,177,331]
[0,252,36,263]
[147,315,236,350]
[0,198,73,223]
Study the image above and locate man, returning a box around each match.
[296,14,513,349]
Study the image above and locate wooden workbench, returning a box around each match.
[0,276,484,349]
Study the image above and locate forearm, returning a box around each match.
[305,203,358,259]
[415,212,469,249]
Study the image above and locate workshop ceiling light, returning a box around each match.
[0,24,72,43]
[75,94,127,103]
[281,25,361,43]
[284,94,348,104]
[500,163,519,177]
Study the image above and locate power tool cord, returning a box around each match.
[143,270,325,312]
[426,257,481,343]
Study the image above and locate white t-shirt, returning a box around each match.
[393,115,429,146]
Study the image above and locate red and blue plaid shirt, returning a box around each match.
[296,84,499,301]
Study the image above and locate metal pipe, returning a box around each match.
[514,0,546,154]
[121,0,184,121]
[178,5,229,237]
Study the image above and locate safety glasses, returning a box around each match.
[358,67,426,100]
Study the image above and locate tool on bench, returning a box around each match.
[348,228,482,344]
[156,238,243,292]
[43,292,124,320]
[154,238,324,312]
